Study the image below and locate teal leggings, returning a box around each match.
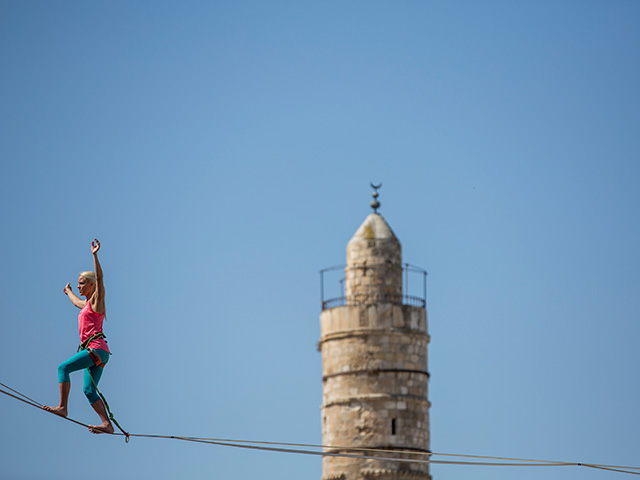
[57,349,110,404]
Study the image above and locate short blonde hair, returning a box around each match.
[79,271,96,284]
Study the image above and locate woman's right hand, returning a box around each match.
[63,283,72,295]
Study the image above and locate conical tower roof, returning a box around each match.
[349,212,399,243]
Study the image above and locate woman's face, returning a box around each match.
[77,276,94,298]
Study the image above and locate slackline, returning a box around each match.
[1,381,638,476]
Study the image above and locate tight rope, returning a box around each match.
[1,381,639,475]
[0,382,94,431]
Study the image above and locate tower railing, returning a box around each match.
[320,263,427,310]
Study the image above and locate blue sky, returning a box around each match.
[1,1,639,479]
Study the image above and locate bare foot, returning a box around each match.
[88,422,114,434]
[43,405,68,418]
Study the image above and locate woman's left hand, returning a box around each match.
[91,238,101,255]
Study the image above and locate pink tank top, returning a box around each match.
[78,302,110,353]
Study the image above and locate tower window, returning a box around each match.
[391,418,397,435]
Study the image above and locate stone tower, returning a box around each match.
[319,186,431,480]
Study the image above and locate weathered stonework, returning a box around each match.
[320,213,431,480]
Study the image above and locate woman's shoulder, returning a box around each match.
[86,299,105,316]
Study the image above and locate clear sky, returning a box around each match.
[1,1,639,479]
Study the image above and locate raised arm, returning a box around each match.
[64,282,86,309]
[90,239,106,314]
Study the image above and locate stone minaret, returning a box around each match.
[319,186,431,480]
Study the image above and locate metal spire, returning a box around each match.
[370,182,382,213]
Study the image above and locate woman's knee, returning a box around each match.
[57,363,71,383]
[83,384,100,404]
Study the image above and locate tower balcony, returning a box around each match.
[320,263,427,311]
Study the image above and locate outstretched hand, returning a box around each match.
[91,238,101,255]
[63,282,72,295]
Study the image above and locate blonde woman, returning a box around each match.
[44,239,113,434]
